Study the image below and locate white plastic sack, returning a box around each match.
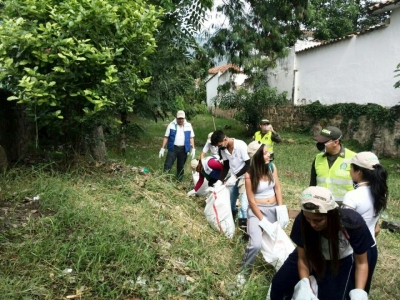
[192,171,209,197]
[204,184,235,238]
[260,221,295,271]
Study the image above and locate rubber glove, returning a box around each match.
[276,205,289,229]
[214,180,223,188]
[225,174,237,187]
[187,189,196,197]
[191,148,196,159]
[259,217,276,240]
[349,289,368,300]
[159,148,165,158]
[292,278,319,300]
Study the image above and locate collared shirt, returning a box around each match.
[173,125,185,146]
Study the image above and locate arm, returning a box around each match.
[270,125,282,143]
[235,159,250,178]
[272,163,283,205]
[297,246,311,279]
[190,137,195,150]
[245,172,264,220]
[375,222,380,237]
[354,252,369,290]
[161,136,168,149]
[200,152,206,159]
[219,160,230,180]
[309,159,317,186]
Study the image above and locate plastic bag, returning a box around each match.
[260,221,295,271]
[204,184,235,238]
[192,171,209,197]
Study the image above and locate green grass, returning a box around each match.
[1,113,400,299]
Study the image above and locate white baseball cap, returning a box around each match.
[300,186,338,213]
[343,152,379,171]
[176,110,185,118]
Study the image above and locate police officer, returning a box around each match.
[310,126,356,204]
[253,119,282,161]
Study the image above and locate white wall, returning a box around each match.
[206,74,219,107]
[268,8,400,107]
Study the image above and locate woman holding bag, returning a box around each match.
[239,141,288,273]
[270,186,375,300]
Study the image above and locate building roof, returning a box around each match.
[208,63,240,75]
[295,23,388,53]
[368,0,400,14]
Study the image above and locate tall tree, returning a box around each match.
[204,0,309,70]
[0,0,161,159]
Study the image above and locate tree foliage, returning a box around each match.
[134,0,213,121]
[304,0,390,40]
[218,73,289,133]
[0,0,161,148]
[204,0,309,69]
[395,62,400,89]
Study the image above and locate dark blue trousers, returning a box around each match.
[164,145,188,181]
[270,247,376,300]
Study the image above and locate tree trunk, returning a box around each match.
[89,125,107,161]
[0,91,34,164]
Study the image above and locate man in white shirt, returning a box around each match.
[159,110,195,181]
[211,130,250,219]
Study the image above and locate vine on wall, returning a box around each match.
[304,101,400,132]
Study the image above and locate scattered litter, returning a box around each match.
[62,268,73,274]
[136,276,147,286]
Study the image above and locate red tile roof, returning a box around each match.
[208,63,240,75]
[295,23,388,53]
[368,0,400,13]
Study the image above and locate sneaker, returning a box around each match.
[236,273,246,288]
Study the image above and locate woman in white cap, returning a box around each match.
[239,141,286,272]
[342,151,388,292]
[270,186,375,300]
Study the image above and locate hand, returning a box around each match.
[349,289,368,300]
[292,278,318,300]
[187,189,196,197]
[259,217,276,240]
[225,174,237,187]
[214,180,223,188]
[159,148,165,158]
[191,148,196,159]
[276,205,289,229]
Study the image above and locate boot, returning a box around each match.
[238,218,249,242]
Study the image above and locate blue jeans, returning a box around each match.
[239,191,249,218]
[164,146,188,181]
[227,179,240,212]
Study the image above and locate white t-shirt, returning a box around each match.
[343,186,379,243]
[220,139,250,175]
[202,142,219,156]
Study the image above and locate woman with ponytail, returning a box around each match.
[343,151,388,292]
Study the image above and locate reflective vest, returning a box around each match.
[315,148,356,203]
[254,131,274,153]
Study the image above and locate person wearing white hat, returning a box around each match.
[271,186,375,300]
[342,151,388,292]
[159,110,195,181]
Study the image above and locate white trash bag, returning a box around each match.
[260,221,295,271]
[204,184,235,238]
[192,171,209,197]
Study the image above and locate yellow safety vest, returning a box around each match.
[254,131,274,153]
[315,148,356,204]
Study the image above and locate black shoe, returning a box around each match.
[238,218,249,242]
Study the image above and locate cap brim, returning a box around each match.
[343,158,353,164]
[314,135,331,143]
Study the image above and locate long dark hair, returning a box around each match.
[249,144,274,193]
[352,163,388,216]
[300,209,341,279]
